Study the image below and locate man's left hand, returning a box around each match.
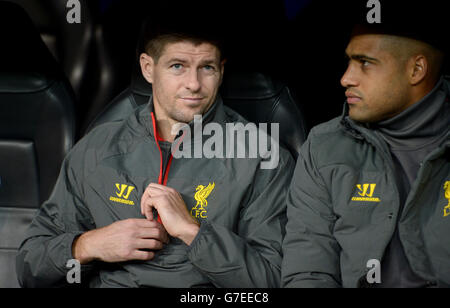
[140,183,200,245]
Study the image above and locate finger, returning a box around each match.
[140,185,159,215]
[132,250,155,261]
[145,187,168,198]
[136,226,166,242]
[144,203,154,221]
[146,224,170,244]
[131,218,160,229]
[140,192,154,220]
[147,183,166,190]
[146,195,169,223]
[140,192,146,216]
[135,239,164,250]
[156,223,170,244]
[147,183,171,194]
[142,196,167,227]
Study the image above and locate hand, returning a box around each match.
[72,218,169,265]
[140,183,200,245]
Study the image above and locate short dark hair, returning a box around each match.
[137,3,225,63]
[143,32,224,64]
[344,0,448,76]
[345,0,448,54]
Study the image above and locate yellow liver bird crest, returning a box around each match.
[194,182,215,210]
[444,181,450,217]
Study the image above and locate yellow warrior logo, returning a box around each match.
[191,182,215,219]
[109,183,135,205]
[352,183,381,202]
[115,184,135,199]
[443,181,450,217]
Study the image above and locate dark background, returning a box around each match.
[0,0,449,289]
[3,0,449,140]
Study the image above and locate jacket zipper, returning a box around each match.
[151,112,174,223]
[343,118,401,274]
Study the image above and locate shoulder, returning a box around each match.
[300,116,363,169]
[306,116,356,149]
[64,115,143,175]
[308,116,344,141]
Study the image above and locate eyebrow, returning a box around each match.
[167,58,188,64]
[166,58,219,66]
[345,53,380,63]
[199,59,218,65]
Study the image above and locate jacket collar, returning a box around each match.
[340,78,450,147]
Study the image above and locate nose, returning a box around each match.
[185,69,201,92]
[340,63,358,89]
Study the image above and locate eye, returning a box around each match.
[361,60,371,67]
[170,63,183,70]
[203,65,215,71]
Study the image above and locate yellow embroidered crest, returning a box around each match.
[191,182,215,219]
[443,181,450,217]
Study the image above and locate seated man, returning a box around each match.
[16,15,294,287]
[282,10,449,287]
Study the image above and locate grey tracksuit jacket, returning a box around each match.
[282,93,450,288]
[16,97,294,288]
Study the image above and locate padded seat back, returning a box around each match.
[0,1,76,288]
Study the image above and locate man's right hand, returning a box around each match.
[72,219,169,264]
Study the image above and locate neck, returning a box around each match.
[156,118,177,142]
[373,77,448,148]
[409,78,438,108]
[152,103,178,142]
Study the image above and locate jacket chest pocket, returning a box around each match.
[86,165,157,226]
[170,176,240,229]
[165,158,242,228]
[331,169,393,228]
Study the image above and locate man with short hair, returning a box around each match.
[16,16,294,287]
[281,15,450,287]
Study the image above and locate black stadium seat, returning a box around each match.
[220,71,307,159]
[0,1,76,288]
[86,70,307,160]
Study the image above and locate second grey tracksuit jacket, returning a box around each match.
[282,89,450,287]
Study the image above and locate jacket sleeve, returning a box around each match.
[186,150,295,288]
[281,135,342,287]
[16,153,95,288]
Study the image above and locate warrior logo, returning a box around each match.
[352,183,381,202]
[191,182,215,219]
[109,183,135,205]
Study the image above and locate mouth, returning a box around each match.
[178,97,205,105]
[180,97,204,100]
[345,91,362,104]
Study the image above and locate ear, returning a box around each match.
[140,53,155,84]
[409,54,428,86]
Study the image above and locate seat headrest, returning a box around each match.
[220,72,284,100]
[0,1,60,78]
